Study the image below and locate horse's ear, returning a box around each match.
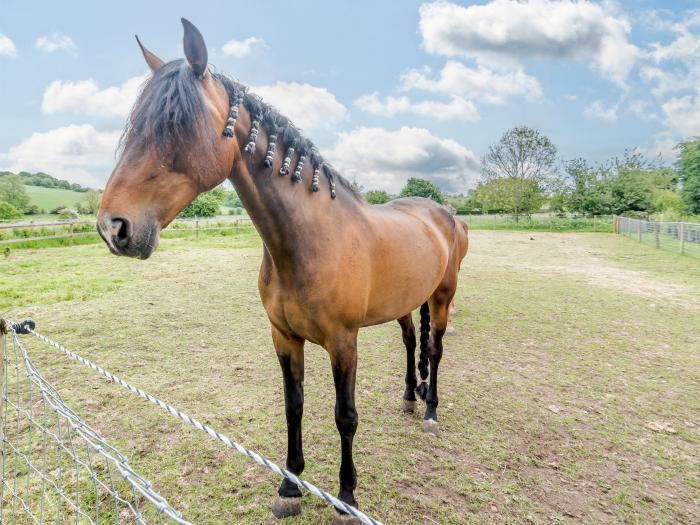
[135,35,165,72]
[181,17,208,78]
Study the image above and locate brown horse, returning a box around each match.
[97,19,468,524]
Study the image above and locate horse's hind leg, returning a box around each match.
[271,327,306,519]
[423,288,453,436]
[397,314,417,413]
[446,299,456,335]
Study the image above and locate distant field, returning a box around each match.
[24,185,89,213]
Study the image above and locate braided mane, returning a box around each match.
[119,59,359,200]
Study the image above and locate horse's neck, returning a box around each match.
[228,155,331,273]
[225,106,364,273]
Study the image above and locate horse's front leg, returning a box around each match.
[328,332,360,524]
[271,326,306,519]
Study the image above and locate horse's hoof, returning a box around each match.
[422,418,440,436]
[272,496,301,519]
[332,509,362,525]
[401,399,416,413]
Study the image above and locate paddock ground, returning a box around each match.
[2,230,699,524]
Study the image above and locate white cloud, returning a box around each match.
[584,100,618,122]
[34,33,77,53]
[253,81,348,131]
[0,34,17,58]
[637,137,679,164]
[400,60,541,103]
[640,66,693,97]
[646,11,700,63]
[418,0,638,86]
[42,74,147,118]
[355,93,479,121]
[221,36,265,58]
[661,95,700,138]
[627,100,657,121]
[0,124,120,188]
[325,126,480,194]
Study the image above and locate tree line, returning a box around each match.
[368,127,700,219]
[4,128,699,221]
[0,173,101,219]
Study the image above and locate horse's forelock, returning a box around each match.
[119,60,217,171]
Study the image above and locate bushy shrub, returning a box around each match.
[57,208,79,219]
[0,201,23,219]
[400,178,444,204]
[364,190,392,204]
[179,188,226,218]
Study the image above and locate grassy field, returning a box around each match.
[459,214,613,232]
[1,231,699,524]
[23,185,90,213]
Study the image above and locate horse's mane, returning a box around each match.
[120,59,360,200]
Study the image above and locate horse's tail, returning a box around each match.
[416,301,430,400]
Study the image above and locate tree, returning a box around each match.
[81,190,101,215]
[558,151,679,216]
[179,187,226,218]
[364,190,391,204]
[399,178,444,204]
[0,175,30,212]
[560,158,614,216]
[0,201,23,220]
[224,190,242,208]
[475,178,544,216]
[448,190,482,214]
[483,126,557,186]
[678,139,700,214]
[481,126,556,218]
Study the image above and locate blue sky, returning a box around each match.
[2,0,700,193]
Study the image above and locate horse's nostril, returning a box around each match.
[111,217,130,248]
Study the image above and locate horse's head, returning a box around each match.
[97,19,235,259]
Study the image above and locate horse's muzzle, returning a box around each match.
[97,214,159,259]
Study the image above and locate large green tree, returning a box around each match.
[475,178,544,216]
[481,126,556,217]
[0,175,30,212]
[399,178,444,204]
[559,151,679,216]
[82,190,102,215]
[0,201,23,220]
[678,139,700,214]
[179,187,226,218]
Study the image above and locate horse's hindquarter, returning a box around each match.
[361,198,453,326]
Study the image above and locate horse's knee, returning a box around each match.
[335,406,358,437]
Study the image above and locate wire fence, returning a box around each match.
[614,215,700,258]
[1,320,382,525]
[0,319,189,524]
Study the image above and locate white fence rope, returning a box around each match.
[5,320,383,525]
[1,319,189,524]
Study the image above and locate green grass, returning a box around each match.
[23,185,90,213]
[459,214,613,232]
[1,232,700,524]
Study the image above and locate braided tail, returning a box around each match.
[416,302,430,400]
